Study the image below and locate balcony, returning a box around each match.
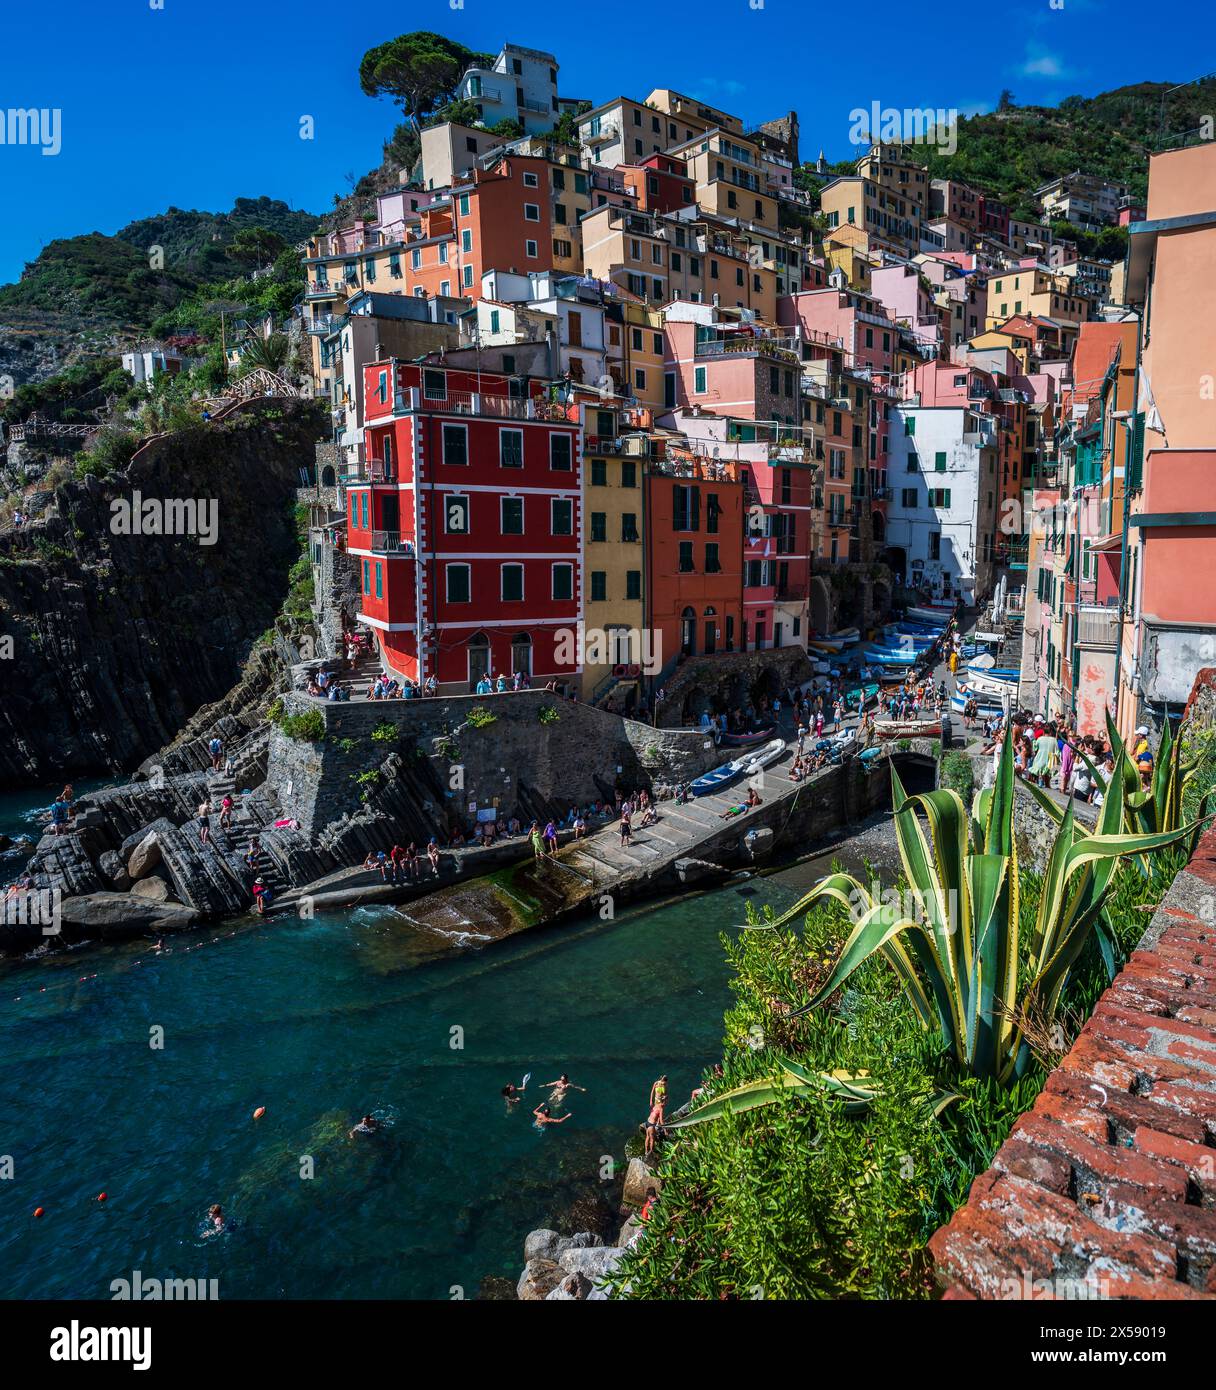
[370,531,415,556]
[389,387,568,422]
[1075,603,1120,650]
[307,314,338,336]
[694,334,800,363]
[306,281,342,299]
[651,456,736,483]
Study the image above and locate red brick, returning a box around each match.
[1151,1081,1216,1130]
[1044,1070,1207,1145]
[1030,1090,1110,1143]
[1134,1127,1216,1195]
[991,1137,1073,1194]
[1013,1114,1189,1206]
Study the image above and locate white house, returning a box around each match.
[455,43,562,136]
[885,404,999,605]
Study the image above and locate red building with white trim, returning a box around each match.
[349,360,582,692]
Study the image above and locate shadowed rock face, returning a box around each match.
[0,400,325,786]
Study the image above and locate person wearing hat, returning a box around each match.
[1133,725,1150,760]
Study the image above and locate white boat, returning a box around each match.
[873,718,942,739]
[690,739,786,796]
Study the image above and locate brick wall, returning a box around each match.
[930,824,1216,1300]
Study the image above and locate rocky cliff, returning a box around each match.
[0,398,325,785]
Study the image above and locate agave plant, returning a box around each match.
[1107,713,1213,874]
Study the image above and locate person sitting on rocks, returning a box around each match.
[426,840,441,877]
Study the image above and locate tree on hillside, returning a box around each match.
[997,89,1015,112]
[225,227,288,273]
[358,32,490,135]
[238,332,290,378]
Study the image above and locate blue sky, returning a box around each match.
[0,0,1203,284]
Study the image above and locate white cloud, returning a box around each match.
[1020,51,1065,79]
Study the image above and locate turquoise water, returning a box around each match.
[0,840,835,1300]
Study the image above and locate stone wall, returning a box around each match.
[264,690,723,839]
[929,822,1216,1300]
[656,646,816,728]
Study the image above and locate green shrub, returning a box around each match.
[370,722,397,744]
[466,705,497,729]
[939,750,974,803]
[538,705,560,725]
[280,708,325,742]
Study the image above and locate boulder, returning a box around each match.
[98,850,131,892]
[127,831,164,881]
[58,892,199,939]
[618,1215,643,1247]
[558,1231,603,1253]
[545,1272,592,1301]
[622,1156,661,1209]
[0,833,11,852]
[557,1246,625,1285]
[131,876,171,903]
[516,1258,562,1302]
[523,1229,562,1264]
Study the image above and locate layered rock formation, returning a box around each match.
[0,398,325,784]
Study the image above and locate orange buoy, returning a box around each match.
[97,1192,107,1203]
[33,1206,44,1218]
[252,1106,266,1120]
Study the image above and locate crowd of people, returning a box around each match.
[979,710,1143,804]
[361,840,443,884]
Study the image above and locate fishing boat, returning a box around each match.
[953,682,1006,718]
[905,606,952,626]
[689,738,786,796]
[872,718,943,739]
[963,670,1018,699]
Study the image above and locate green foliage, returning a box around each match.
[281,708,326,742]
[0,356,125,427]
[466,705,498,729]
[939,750,975,804]
[358,32,492,129]
[370,722,398,744]
[73,426,138,480]
[538,705,560,725]
[225,226,288,271]
[335,737,358,754]
[353,768,382,802]
[765,730,1200,1083]
[237,332,290,377]
[544,102,591,148]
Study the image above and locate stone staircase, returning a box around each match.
[205,766,286,901]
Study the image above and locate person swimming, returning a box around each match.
[542,1073,586,1103]
[206,1204,225,1234]
[349,1114,379,1137]
[532,1103,570,1127]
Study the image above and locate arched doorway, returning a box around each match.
[680,606,696,657]
[511,631,532,676]
[321,464,336,488]
[809,577,831,636]
[468,631,490,688]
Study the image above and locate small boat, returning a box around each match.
[690,738,785,796]
[807,637,846,654]
[906,606,952,625]
[953,683,1006,717]
[873,718,942,739]
[720,725,777,747]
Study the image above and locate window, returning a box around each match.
[935,451,947,472]
[929,532,941,561]
[461,229,472,253]
[439,280,451,297]
[678,541,694,572]
[621,461,637,488]
[501,563,524,602]
[362,559,370,594]
[550,434,572,471]
[706,493,720,533]
[522,172,539,188]
[625,570,641,600]
[525,240,538,259]
[905,416,916,435]
[705,542,721,573]
[551,498,573,535]
[446,563,470,603]
[445,494,469,534]
[489,309,500,334]
[410,248,421,270]
[553,238,572,259]
[501,496,523,534]
[901,487,917,507]
[694,366,707,394]
[500,429,524,467]
[590,570,607,602]
[554,203,567,225]
[462,265,474,288]
[673,484,700,532]
[590,511,606,542]
[634,368,646,390]
[590,458,607,486]
[361,493,368,528]
[423,369,446,400]
[552,564,574,601]
[621,512,638,542]
[524,203,540,222]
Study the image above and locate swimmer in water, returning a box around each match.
[501,1083,525,1104]
[542,1073,586,1103]
[533,1103,570,1126]
[349,1114,379,1137]
[206,1204,225,1234]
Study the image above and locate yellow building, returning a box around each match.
[985,267,1091,345]
[970,325,1034,371]
[822,224,875,292]
[580,402,646,703]
[670,130,779,232]
[619,301,667,410]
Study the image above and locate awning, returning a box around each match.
[974,631,1005,643]
[1088,532,1123,553]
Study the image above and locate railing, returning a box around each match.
[695,335,800,363]
[651,456,736,482]
[370,531,415,555]
[1075,603,1120,649]
[307,281,342,297]
[391,387,567,422]
[307,314,337,335]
